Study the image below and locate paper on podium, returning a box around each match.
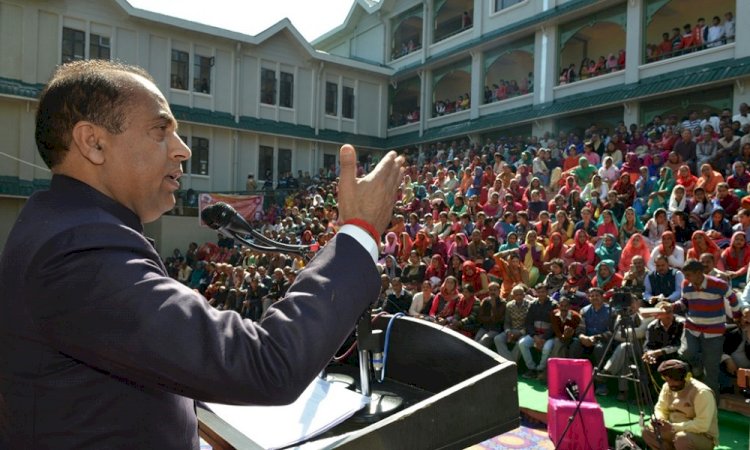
[206,377,369,449]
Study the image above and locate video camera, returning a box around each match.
[610,287,637,316]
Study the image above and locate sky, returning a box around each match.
[127,0,356,42]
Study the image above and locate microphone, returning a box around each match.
[201,202,311,255]
[201,202,254,236]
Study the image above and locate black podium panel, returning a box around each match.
[198,315,519,449]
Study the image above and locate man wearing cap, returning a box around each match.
[641,359,718,450]
[671,259,742,396]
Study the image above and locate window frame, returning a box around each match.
[325,81,338,116]
[189,136,210,176]
[342,86,355,119]
[89,33,111,60]
[171,49,190,91]
[279,71,294,108]
[62,27,86,63]
[260,68,277,105]
[258,145,275,181]
[193,54,212,94]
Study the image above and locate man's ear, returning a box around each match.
[70,121,106,165]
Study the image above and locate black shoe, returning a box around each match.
[523,369,538,379]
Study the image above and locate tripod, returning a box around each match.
[596,311,654,421]
[555,307,657,449]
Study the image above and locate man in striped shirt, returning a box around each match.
[670,259,742,397]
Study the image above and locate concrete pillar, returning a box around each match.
[532,118,556,139]
[534,25,557,106]
[622,101,640,128]
[420,70,432,136]
[472,0,482,37]
[470,50,482,120]
[422,1,433,58]
[624,0,643,84]
[732,77,750,111]
[735,0,750,58]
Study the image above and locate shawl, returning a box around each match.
[595,259,616,289]
[686,230,721,261]
[619,234,650,272]
[595,234,622,266]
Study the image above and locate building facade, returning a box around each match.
[2,0,750,253]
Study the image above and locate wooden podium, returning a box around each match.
[198,315,519,449]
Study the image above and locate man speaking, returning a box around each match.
[0,60,404,448]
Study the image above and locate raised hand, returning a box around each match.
[337,144,405,235]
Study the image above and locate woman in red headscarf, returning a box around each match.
[686,230,722,266]
[397,231,413,264]
[412,230,432,259]
[425,254,447,282]
[565,229,596,273]
[675,164,699,197]
[619,233,650,272]
[558,175,579,198]
[545,232,568,263]
[429,276,461,319]
[721,232,750,288]
[647,231,685,271]
[620,152,641,184]
[611,172,636,208]
[462,260,489,298]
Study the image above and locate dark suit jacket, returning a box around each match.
[0,175,379,449]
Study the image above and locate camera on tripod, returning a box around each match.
[610,287,638,316]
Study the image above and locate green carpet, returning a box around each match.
[518,378,749,449]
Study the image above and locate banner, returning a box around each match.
[198,193,264,227]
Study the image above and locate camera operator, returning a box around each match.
[569,287,613,395]
[550,296,583,358]
[641,360,718,450]
[600,292,650,401]
[644,255,684,305]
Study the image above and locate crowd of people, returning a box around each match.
[434,93,471,116]
[392,38,421,60]
[389,107,420,127]
[483,73,533,104]
[167,104,750,448]
[646,11,735,63]
[559,50,625,85]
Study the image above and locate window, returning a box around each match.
[261,68,277,105]
[190,137,209,175]
[279,72,294,108]
[277,148,292,178]
[171,50,189,90]
[323,154,336,173]
[325,82,338,116]
[495,0,523,11]
[89,33,111,60]
[258,146,275,180]
[342,86,355,119]
[62,27,85,63]
[193,55,212,94]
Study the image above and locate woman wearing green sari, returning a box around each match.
[595,233,622,268]
[644,166,675,218]
[573,157,597,187]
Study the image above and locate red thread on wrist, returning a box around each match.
[342,219,380,244]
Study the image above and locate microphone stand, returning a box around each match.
[221,229,311,259]
[352,310,404,423]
